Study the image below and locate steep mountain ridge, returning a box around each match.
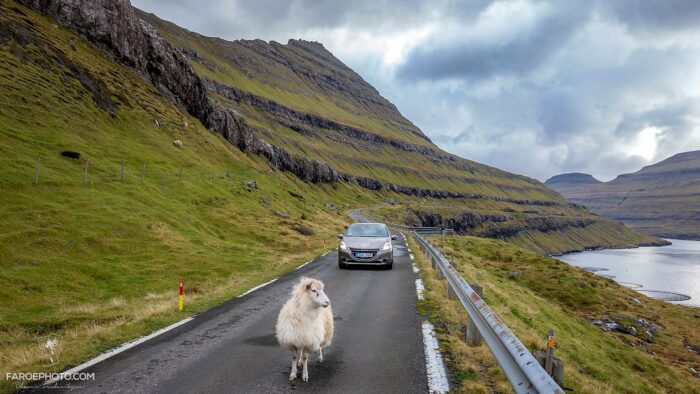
[136,8,561,201]
[546,150,700,239]
[6,0,664,251]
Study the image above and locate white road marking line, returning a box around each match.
[43,316,195,385]
[415,279,425,300]
[407,248,412,252]
[238,278,278,297]
[422,321,450,393]
[296,260,313,270]
[322,251,330,256]
[410,254,415,260]
[412,264,420,273]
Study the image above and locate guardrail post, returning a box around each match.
[466,283,483,346]
[447,283,457,300]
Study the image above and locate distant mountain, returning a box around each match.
[546,150,700,240]
[545,173,602,187]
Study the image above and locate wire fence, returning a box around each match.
[4,154,269,189]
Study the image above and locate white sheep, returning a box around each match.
[276,277,334,382]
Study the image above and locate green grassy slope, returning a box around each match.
[0,3,373,390]
[411,235,700,393]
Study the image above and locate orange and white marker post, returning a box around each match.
[178,280,184,311]
[545,328,555,375]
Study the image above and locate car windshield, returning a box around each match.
[345,223,389,237]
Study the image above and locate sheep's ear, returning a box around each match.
[305,282,312,291]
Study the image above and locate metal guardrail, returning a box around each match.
[412,232,564,394]
[354,212,562,392]
[349,210,443,234]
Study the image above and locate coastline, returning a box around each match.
[555,239,700,308]
[548,238,672,258]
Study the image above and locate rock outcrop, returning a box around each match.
[408,209,597,238]
[203,77,455,162]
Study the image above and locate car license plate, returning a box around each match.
[355,252,373,258]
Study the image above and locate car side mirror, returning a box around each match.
[337,234,344,239]
[391,235,398,240]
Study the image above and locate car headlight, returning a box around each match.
[382,242,392,251]
[339,241,348,250]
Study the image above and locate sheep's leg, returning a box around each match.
[289,348,298,381]
[318,347,324,363]
[301,349,309,382]
[297,348,303,367]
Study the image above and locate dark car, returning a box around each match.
[337,223,397,269]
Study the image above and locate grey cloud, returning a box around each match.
[616,100,698,136]
[601,0,700,32]
[396,2,589,81]
[133,0,432,41]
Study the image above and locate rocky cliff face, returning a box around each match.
[547,151,700,239]
[18,0,567,202]
[14,0,372,187]
[407,209,596,238]
[202,77,454,162]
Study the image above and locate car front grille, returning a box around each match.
[350,249,379,259]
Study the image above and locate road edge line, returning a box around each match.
[415,278,425,300]
[421,321,450,393]
[43,316,195,386]
[237,278,278,297]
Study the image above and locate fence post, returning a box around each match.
[533,331,564,387]
[466,283,484,346]
[545,329,555,375]
[121,159,124,181]
[83,160,88,185]
[34,157,41,185]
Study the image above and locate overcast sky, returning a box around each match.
[133,0,700,181]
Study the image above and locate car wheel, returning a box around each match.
[338,261,347,269]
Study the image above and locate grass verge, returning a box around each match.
[408,234,700,393]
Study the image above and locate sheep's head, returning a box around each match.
[299,278,330,308]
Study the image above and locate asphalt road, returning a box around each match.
[37,222,428,393]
